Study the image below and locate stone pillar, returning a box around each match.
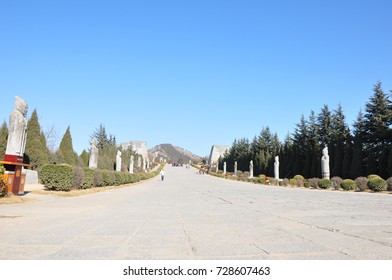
[89,138,98,169]
[321,147,330,179]
[274,156,279,180]
[116,150,122,172]
[249,160,253,178]
[234,161,238,176]
[129,155,134,174]
[223,162,227,175]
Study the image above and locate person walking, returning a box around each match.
[160,169,165,181]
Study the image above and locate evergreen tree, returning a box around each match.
[24,109,49,170]
[330,104,349,177]
[349,110,365,179]
[0,121,8,160]
[292,115,308,176]
[363,82,392,176]
[80,150,89,167]
[306,111,320,178]
[317,105,332,147]
[59,126,76,165]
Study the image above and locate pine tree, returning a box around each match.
[349,110,365,179]
[292,115,308,176]
[24,110,49,170]
[317,105,332,147]
[363,82,392,176]
[59,126,76,166]
[330,104,349,177]
[0,121,8,160]
[80,150,89,167]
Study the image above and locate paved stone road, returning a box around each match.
[1,166,392,260]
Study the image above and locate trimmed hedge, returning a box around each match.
[368,178,387,192]
[41,164,73,191]
[318,179,332,189]
[40,164,163,192]
[340,179,356,191]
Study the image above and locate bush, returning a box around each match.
[41,164,73,191]
[236,171,243,177]
[296,179,304,188]
[367,174,381,180]
[331,177,343,190]
[94,169,104,187]
[355,177,369,191]
[304,181,310,188]
[270,178,279,186]
[102,170,114,186]
[72,167,85,189]
[289,178,297,186]
[0,165,6,194]
[341,179,356,191]
[318,179,332,189]
[283,178,289,186]
[387,177,392,191]
[294,175,305,180]
[308,178,319,189]
[243,171,250,178]
[368,178,387,192]
[81,168,95,189]
[279,181,284,186]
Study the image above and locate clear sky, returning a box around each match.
[1,0,391,157]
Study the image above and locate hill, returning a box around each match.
[149,144,202,164]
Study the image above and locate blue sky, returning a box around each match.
[1,0,391,157]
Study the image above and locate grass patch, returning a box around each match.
[0,193,37,204]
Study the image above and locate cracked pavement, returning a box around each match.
[1,166,392,259]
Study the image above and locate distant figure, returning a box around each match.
[160,169,165,181]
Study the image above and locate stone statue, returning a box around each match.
[234,161,237,176]
[249,160,254,178]
[88,138,98,169]
[5,96,28,158]
[321,147,330,179]
[116,150,122,172]
[129,155,134,174]
[274,156,279,180]
[223,162,227,175]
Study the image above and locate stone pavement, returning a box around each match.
[1,166,392,260]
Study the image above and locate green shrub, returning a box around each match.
[94,169,104,187]
[368,178,387,192]
[341,179,356,191]
[102,170,114,186]
[294,175,305,180]
[289,178,297,186]
[279,181,284,186]
[387,177,392,191]
[318,178,332,189]
[304,181,310,188]
[81,168,95,189]
[41,164,73,191]
[331,176,343,190]
[308,178,319,189]
[367,174,381,180]
[355,177,369,191]
[258,177,266,184]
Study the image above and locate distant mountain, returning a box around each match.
[149,144,202,163]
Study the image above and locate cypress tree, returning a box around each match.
[24,110,49,170]
[330,104,349,177]
[0,121,8,160]
[80,150,89,167]
[59,126,76,166]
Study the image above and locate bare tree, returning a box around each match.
[45,124,59,152]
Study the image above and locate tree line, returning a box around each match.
[220,82,392,179]
[0,112,140,172]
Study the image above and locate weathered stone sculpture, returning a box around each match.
[88,138,98,169]
[321,147,330,179]
[274,156,279,180]
[129,155,134,174]
[223,162,227,175]
[249,160,254,178]
[5,96,28,159]
[234,161,237,176]
[116,150,122,172]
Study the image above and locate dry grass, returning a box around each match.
[0,193,37,204]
